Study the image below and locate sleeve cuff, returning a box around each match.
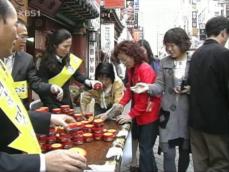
[40,154,46,172]
[84,79,91,87]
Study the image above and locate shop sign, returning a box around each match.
[35,30,46,51]
[192,28,198,36]
[192,11,197,28]
[104,0,125,9]
[88,42,96,79]
[101,24,115,56]
[120,0,135,28]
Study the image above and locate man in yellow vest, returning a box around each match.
[5,19,63,109]
[0,0,86,171]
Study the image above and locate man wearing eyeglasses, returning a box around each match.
[4,19,63,109]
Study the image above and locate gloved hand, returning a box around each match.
[50,84,63,101]
[106,103,124,118]
[116,114,132,124]
[97,112,108,121]
[50,114,75,128]
[130,82,150,94]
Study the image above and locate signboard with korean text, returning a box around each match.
[101,24,115,57]
[88,42,96,79]
[120,0,135,28]
[35,30,46,51]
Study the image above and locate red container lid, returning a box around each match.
[92,127,103,133]
[73,137,84,141]
[35,108,48,112]
[83,133,93,138]
[93,83,103,90]
[38,134,47,140]
[73,130,84,135]
[74,113,82,117]
[85,112,93,117]
[60,105,70,108]
[103,132,114,138]
[74,114,83,121]
[85,124,94,128]
[59,134,71,141]
[81,120,90,125]
[94,133,103,137]
[52,108,61,114]
[94,118,103,124]
[50,143,63,150]
[39,107,49,112]
[69,122,82,128]
[107,129,117,134]
[68,109,75,115]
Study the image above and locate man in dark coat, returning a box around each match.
[4,19,63,109]
[189,16,229,171]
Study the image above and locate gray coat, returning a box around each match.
[148,55,191,143]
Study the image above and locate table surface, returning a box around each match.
[77,120,121,165]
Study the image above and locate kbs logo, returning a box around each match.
[18,10,41,17]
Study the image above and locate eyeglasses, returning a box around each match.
[18,35,28,40]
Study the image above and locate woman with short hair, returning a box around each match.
[80,62,124,118]
[113,40,160,172]
[132,27,191,172]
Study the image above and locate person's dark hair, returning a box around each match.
[138,39,154,63]
[205,16,229,37]
[163,27,191,53]
[113,40,147,64]
[95,63,115,83]
[41,29,72,71]
[45,29,72,57]
[0,0,13,24]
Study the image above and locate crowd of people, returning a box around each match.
[0,0,229,172]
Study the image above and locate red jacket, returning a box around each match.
[119,62,160,125]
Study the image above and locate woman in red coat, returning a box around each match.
[113,41,160,172]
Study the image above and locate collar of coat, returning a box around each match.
[163,53,191,69]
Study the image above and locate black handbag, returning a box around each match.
[159,108,170,128]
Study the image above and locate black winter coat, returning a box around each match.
[188,39,229,134]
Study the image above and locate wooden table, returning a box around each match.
[78,120,121,165]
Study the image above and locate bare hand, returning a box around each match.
[131,82,149,94]
[50,84,63,101]
[174,85,190,94]
[45,149,87,172]
[50,114,75,128]
[116,114,132,124]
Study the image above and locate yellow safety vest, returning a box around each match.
[14,80,28,99]
[49,53,82,87]
[0,60,41,154]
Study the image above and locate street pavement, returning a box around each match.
[121,136,194,172]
